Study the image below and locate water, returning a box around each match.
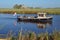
[0,13,60,35]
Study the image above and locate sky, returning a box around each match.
[0,0,60,8]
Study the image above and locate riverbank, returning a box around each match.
[0,8,60,14]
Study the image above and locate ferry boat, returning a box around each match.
[17,12,52,22]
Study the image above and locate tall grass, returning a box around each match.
[0,30,60,40]
[6,31,60,40]
[0,8,60,14]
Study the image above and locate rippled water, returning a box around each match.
[0,14,60,35]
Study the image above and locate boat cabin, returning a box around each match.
[37,12,46,18]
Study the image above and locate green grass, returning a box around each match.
[0,8,60,14]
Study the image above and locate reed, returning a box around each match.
[0,30,60,40]
[16,31,60,40]
[0,8,60,14]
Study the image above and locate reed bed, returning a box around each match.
[0,30,60,40]
[0,8,60,14]
[2,30,59,40]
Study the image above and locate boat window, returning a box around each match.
[35,16,37,18]
[39,14,44,17]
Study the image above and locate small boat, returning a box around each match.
[17,12,52,22]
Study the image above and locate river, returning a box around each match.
[0,13,60,35]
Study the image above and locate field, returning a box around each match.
[0,8,60,14]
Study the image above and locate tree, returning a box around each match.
[13,4,18,9]
[13,4,22,9]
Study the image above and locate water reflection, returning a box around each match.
[17,20,52,29]
[36,22,52,29]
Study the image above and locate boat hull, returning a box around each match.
[17,17,52,22]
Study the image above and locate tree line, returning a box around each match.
[13,4,40,9]
[13,4,23,9]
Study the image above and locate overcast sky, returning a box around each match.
[0,0,60,8]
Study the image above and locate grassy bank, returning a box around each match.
[0,8,60,14]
